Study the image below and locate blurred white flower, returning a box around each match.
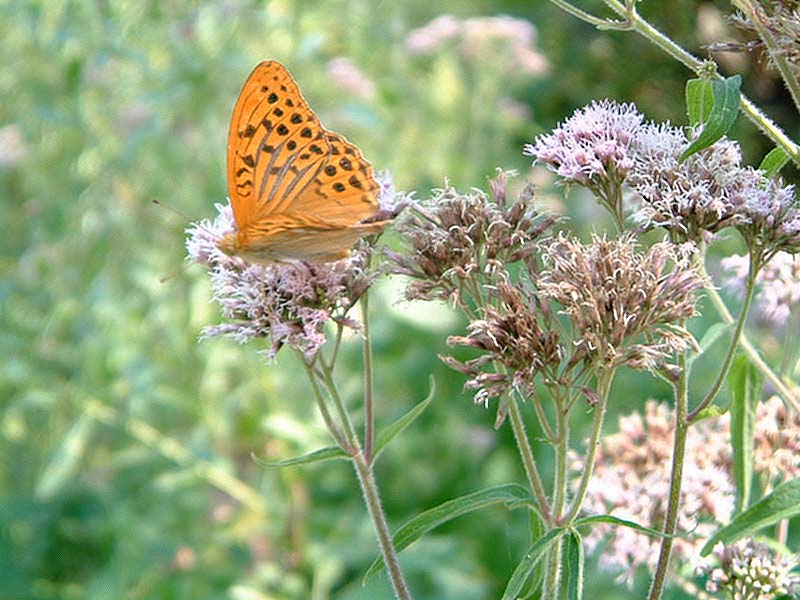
[327,57,376,100]
[0,124,27,168]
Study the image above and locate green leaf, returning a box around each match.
[759,147,790,178]
[252,445,347,468]
[364,483,535,583]
[574,514,671,539]
[688,322,731,367]
[254,377,435,469]
[692,403,730,423]
[685,78,715,126]
[729,355,763,513]
[523,509,547,599]
[373,375,435,462]
[502,528,563,600]
[680,75,741,162]
[35,412,95,500]
[701,478,800,555]
[562,529,584,600]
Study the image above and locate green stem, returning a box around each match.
[352,450,414,600]
[318,360,360,447]
[507,395,552,523]
[703,271,800,413]
[329,323,345,366]
[547,0,625,28]
[302,357,412,599]
[688,253,759,422]
[562,369,614,525]
[648,354,689,600]
[542,389,571,598]
[552,397,570,523]
[361,293,375,464]
[733,0,800,116]
[301,358,349,450]
[542,536,564,599]
[527,386,556,441]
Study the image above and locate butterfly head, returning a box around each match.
[216,231,242,259]
[216,229,286,265]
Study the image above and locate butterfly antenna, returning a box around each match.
[152,198,196,222]
[152,197,220,239]
[159,261,193,284]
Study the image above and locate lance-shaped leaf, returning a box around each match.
[373,376,435,462]
[701,478,800,555]
[562,528,584,600]
[255,377,435,468]
[502,528,563,600]
[759,146,790,178]
[364,483,536,583]
[729,355,763,513]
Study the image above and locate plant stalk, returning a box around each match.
[733,0,800,116]
[301,359,349,449]
[507,395,552,523]
[562,369,614,525]
[689,253,759,422]
[319,360,360,447]
[304,354,412,599]
[648,354,689,600]
[362,292,376,464]
[546,0,800,165]
[352,450,413,600]
[542,391,571,598]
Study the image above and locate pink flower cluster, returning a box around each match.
[527,100,800,252]
[525,100,643,186]
[577,396,800,586]
[187,173,407,359]
[405,14,548,76]
[327,57,376,100]
[722,251,800,325]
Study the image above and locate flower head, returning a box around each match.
[442,282,563,408]
[538,234,704,370]
[525,100,644,188]
[753,395,800,486]
[722,251,800,325]
[733,169,800,255]
[389,170,556,304]
[629,124,749,242]
[702,539,800,599]
[187,202,375,358]
[327,57,376,100]
[731,4,800,75]
[406,14,548,75]
[579,396,800,586]
[405,14,461,54]
[186,171,409,358]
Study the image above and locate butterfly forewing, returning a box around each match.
[227,61,331,227]
[223,60,386,264]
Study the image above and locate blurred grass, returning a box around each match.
[1,1,796,599]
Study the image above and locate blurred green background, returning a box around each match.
[2,1,797,598]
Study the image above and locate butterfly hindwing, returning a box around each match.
[281,132,380,224]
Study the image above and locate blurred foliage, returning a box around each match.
[1,0,797,599]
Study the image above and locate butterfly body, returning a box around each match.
[218,60,385,264]
[218,216,386,264]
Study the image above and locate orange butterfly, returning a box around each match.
[217,60,387,264]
